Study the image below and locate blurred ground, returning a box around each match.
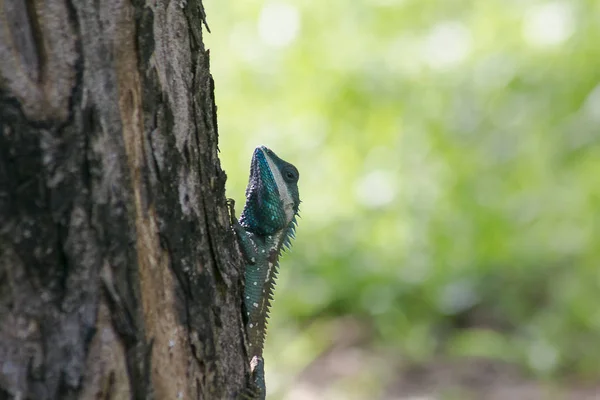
[280,318,600,400]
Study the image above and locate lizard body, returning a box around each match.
[231,146,300,399]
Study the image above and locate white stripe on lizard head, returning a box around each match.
[262,148,295,223]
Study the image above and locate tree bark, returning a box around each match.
[0,1,247,399]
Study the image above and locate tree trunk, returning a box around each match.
[0,1,247,399]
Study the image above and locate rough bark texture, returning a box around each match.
[0,0,247,399]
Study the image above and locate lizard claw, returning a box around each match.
[238,356,266,399]
[249,356,266,399]
[249,355,262,372]
[227,198,237,226]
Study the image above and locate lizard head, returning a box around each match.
[240,145,300,235]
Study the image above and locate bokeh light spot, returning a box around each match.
[258,2,301,48]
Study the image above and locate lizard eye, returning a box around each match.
[282,166,299,183]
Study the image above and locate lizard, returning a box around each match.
[229,145,300,399]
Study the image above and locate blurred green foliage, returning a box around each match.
[205,0,600,396]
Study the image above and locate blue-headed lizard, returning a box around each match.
[229,146,300,399]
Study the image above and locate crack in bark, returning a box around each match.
[23,0,45,84]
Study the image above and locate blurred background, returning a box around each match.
[204,0,600,398]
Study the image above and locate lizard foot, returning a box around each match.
[239,356,266,399]
[227,198,238,226]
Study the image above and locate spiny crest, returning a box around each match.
[281,215,299,252]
